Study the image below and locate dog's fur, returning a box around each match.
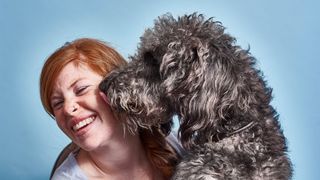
[99,13,292,179]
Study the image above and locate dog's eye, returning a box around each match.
[144,52,159,66]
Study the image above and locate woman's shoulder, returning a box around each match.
[51,150,87,180]
[166,131,186,156]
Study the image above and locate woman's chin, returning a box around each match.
[77,141,100,152]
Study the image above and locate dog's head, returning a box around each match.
[100,13,271,148]
[98,52,173,135]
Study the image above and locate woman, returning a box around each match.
[40,38,182,179]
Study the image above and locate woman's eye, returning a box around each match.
[52,100,63,109]
[75,86,89,95]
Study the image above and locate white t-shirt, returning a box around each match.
[51,132,184,180]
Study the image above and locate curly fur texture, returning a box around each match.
[99,13,292,179]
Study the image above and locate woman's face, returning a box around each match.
[51,62,123,151]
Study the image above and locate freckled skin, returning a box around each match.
[52,62,124,152]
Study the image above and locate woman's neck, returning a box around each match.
[77,133,162,179]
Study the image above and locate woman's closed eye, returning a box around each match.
[75,85,90,96]
[52,99,64,110]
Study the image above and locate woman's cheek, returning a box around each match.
[55,117,68,133]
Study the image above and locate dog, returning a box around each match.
[99,13,293,179]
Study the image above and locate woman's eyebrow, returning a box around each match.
[68,78,84,89]
[65,77,87,90]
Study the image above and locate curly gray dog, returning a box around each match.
[99,13,293,179]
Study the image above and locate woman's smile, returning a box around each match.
[72,115,95,132]
[70,115,97,137]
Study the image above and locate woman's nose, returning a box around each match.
[63,100,79,115]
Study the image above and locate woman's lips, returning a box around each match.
[72,116,95,131]
[72,115,96,136]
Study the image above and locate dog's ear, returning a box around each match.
[176,41,267,148]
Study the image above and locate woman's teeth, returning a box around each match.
[73,117,94,131]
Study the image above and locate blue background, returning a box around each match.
[0,0,319,179]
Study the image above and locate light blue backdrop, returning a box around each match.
[0,0,319,179]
